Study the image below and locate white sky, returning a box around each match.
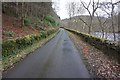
[52,0,119,20]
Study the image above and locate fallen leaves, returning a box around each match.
[68,31,120,79]
[83,46,89,58]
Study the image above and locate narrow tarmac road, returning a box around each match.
[3,28,90,78]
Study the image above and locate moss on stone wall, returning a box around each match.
[65,28,120,64]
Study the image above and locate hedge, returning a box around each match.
[44,15,59,27]
[65,28,120,64]
[2,29,57,58]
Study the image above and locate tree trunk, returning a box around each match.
[21,2,24,27]
[88,17,92,34]
[111,5,116,41]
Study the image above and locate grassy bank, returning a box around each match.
[2,30,59,71]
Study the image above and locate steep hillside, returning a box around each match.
[2,14,40,40]
[2,2,60,70]
[62,15,118,33]
[2,2,60,40]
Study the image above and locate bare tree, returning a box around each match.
[52,1,60,14]
[66,2,77,28]
[95,12,108,39]
[79,0,99,34]
[99,1,119,41]
[66,2,77,20]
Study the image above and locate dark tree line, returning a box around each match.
[2,2,53,27]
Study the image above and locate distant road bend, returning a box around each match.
[3,28,90,78]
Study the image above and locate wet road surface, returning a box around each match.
[3,28,90,78]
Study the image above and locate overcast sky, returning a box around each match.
[52,0,119,20]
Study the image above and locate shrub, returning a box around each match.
[3,31,15,37]
[44,15,59,27]
[16,37,26,49]
[16,35,33,48]
[33,34,40,41]
[24,36,32,46]
[47,30,53,36]
[30,34,36,42]
[24,17,31,26]
[2,29,57,58]
[40,31,47,38]
[2,40,17,58]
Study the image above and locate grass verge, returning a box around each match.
[2,30,59,71]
